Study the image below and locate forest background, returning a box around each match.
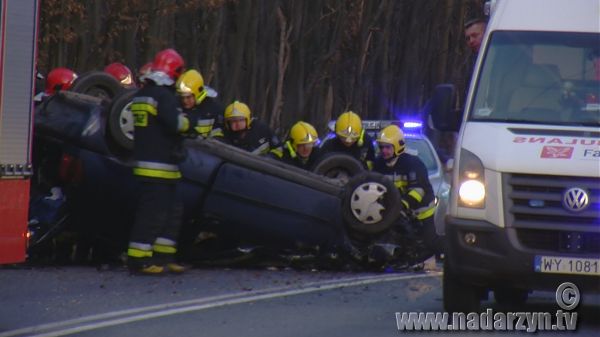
[38,0,484,135]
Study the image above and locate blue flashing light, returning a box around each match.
[403,121,423,129]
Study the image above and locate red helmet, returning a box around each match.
[45,67,78,95]
[138,62,152,78]
[104,62,135,87]
[150,49,184,81]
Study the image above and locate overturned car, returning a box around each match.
[29,89,438,270]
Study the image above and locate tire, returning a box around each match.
[311,152,366,184]
[341,172,401,235]
[494,287,529,307]
[71,71,124,100]
[107,89,137,152]
[443,260,483,313]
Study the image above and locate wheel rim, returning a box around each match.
[325,168,351,184]
[119,102,134,141]
[349,182,387,224]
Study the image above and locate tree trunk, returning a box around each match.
[38,0,484,133]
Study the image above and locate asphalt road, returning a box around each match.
[0,265,598,337]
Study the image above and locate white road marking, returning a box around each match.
[1,271,440,337]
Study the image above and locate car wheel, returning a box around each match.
[311,153,366,184]
[494,287,529,307]
[107,89,137,152]
[341,172,401,235]
[71,71,124,101]
[443,260,483,313]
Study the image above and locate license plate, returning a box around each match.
[534,256,600,276]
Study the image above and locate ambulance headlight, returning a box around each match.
[458,148,485,208]
[459,180,486,206]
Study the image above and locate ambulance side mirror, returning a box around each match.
[430,84,460,132]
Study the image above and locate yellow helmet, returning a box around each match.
[176,69,206,104]
[377,125,405,155]
[224,101,252,127]
[335,111,362,142]
[289,121,318,150]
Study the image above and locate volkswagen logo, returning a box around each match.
[562,187,589,212]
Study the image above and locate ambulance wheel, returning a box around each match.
[443,260,483,313]
[494,287,529,307]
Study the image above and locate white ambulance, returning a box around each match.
[430,0,600,311]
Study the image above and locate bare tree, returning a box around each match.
[38,0,484,135]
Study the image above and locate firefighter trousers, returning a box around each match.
[129,178,183,257]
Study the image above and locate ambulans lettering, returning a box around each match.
[581,139,596,146]
[513,137,599,146]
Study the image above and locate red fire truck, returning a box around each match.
[0,0,40,264]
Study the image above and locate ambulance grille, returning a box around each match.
[504,173,600,253]
[504,173,600,229]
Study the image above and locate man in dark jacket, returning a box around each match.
[317,111,376,170]
[372,125,441,257]
[127,48,196,275]
[220,100,282,156]
[176,69,224,138]
[277,121,320,169]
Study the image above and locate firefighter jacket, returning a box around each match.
[182,97,225,138]
[317,130,377,169]
[372,152,436,220]
[131,83,194,180]
[221,119,282,155]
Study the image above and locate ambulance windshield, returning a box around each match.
[469,31,600,126]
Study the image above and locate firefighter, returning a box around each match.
[318,111,376,169]
[34,67,78,104]
[277,121,320,169]
[372,125,442,256]
[175,69,224,138]
[220,100,282,156]
[44,67,78,96]
[104,62,136,88]
[127,48,196,275]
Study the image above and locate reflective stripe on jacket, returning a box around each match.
[132,83,189,174]
[372,152,436,219]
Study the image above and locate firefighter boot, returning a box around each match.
[166,262,186,274]
[127,243,165,275]
[127,257,165,275]
[152,251,186,274]
[139,264,165,275]
[153,238,186,274]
